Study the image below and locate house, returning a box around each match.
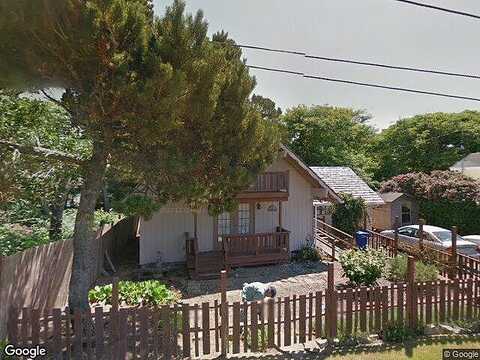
[450,153,480,180]
[139,145,341,277]
[309,166,384,228]
[371,192,419,231]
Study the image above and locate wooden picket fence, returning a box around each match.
[7,262,480,359]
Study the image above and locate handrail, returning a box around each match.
[315,218,353,240]
[244,171,289,193]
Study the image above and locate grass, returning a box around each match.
[328,337,480,360]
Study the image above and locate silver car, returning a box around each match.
[381,225,480,258]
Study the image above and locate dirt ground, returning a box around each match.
[170,261,350,305]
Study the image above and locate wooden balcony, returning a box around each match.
[222,230,290,268]
[237,171,289,201]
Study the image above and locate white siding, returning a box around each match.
[262,158,314,251]
[139,203,213,265]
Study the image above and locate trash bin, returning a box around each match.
[355,231,370,250]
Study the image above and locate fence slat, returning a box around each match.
[202,302,211,355]
[139,308,149,359]
[397,284,404,325]
[21,308,29,347]
[232,302,241,354]
[182,304,191,358]
[267,298,275,348]
[94,307,104,359]
[73,310,82,359]
[381,286,389,329]
[52,308,62,355]
[308,293,313,341]
[118,309,127,360]
[359,287,367,332]
[345,289,353,335]
[299,295,307,343]
[214,300,220,353]
[453,279,460,320]
[284,297,291,346]
[251,301,259,352]
[426,282,433,324]
[467,278,473,319]
[30,309,40,347]
[315,291,322,338]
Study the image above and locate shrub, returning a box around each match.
[339,248,387,286]
[337,330,370,346]
[388,254,439,282]
[0,224,50,256]
[89,280,180,307]
[332,193,367,235]
[380,323,424,343]
[294,245,320,262]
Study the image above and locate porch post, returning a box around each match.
[278,201,283,230]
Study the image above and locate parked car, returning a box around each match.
[463,235,480,247]
[381,225,480,258]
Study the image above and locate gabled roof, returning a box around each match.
[280,145,342,203]
[380,192,414,203]
[310,166,385,206]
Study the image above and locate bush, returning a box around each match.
[332,193,367,235]
[339,248,387,286]
[337,330,370,346]
[388,254,439,282]
[89,280,180,307]
[294,245,320,262]
[0,224,50,256]
[380,323,424,343]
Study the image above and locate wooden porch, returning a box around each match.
[186,230,290,279]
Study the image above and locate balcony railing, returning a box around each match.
[244,171,289,193]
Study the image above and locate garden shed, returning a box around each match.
[372,192,419,231]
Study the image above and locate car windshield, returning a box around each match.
[433,231,464,242]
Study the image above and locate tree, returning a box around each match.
[0,92,89,241]
[372,111,480,181]
[0,0,280,310]
[281,105,377,182]
[251,94,282,120]
[380,171,480,234]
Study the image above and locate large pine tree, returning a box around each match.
[0,0,280,310]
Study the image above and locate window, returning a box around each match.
[238,203,250,234]
[401,205,411,225]
[398,227,417,237]
[218,212,231,235]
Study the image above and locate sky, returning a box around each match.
[153,0,480,130]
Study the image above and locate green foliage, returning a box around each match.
[282,105,377,183]
[112,195,161,220]
[387,255,439,282]
[381,323,424,343]
[251,94,282,120]
[453,319,480,334]
[380,171,480,234]
[244,325,267,351]
[0,340,15,359]
[88,280,180,307]
[294,245,321,262]
[94,209,122,227]
[332,193,367,235]
[0,224,50,256]
[372,111,480,181]
[339,248,387,286]
[337,330,371,346]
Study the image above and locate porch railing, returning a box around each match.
[222,231,289,260]
[244,171,289,193]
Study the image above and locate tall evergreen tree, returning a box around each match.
[0,0,280,310]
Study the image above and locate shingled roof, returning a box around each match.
[310,166,384,206]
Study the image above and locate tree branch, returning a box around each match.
[40,89,73,115]
[0,140,85,165]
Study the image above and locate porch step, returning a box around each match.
[189,251,225,279]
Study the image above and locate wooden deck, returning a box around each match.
[186,231,289,279]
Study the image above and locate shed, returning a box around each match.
[372,192,419,231]
[310,166,384,228]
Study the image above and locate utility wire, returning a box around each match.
[234,43,480,80]
[392,0,480,20]
[247,64,480,103]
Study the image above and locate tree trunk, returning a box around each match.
[48,178,69,241]
[68,141,107,311]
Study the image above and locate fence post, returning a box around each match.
[326,262,336,341]
[406,257,417,328]
[418,219,425,253]
[220,270,228,357]
[394,216,400,257]
[449,226,458,279]
[331,237,335,261]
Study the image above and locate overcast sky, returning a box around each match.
[153,0,480,130]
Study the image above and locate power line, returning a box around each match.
[247,64,480,103]
[234,43,480,80]
[392,0,480,20]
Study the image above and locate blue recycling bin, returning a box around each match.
[355,231,370,250]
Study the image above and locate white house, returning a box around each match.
[139,145,341,277]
